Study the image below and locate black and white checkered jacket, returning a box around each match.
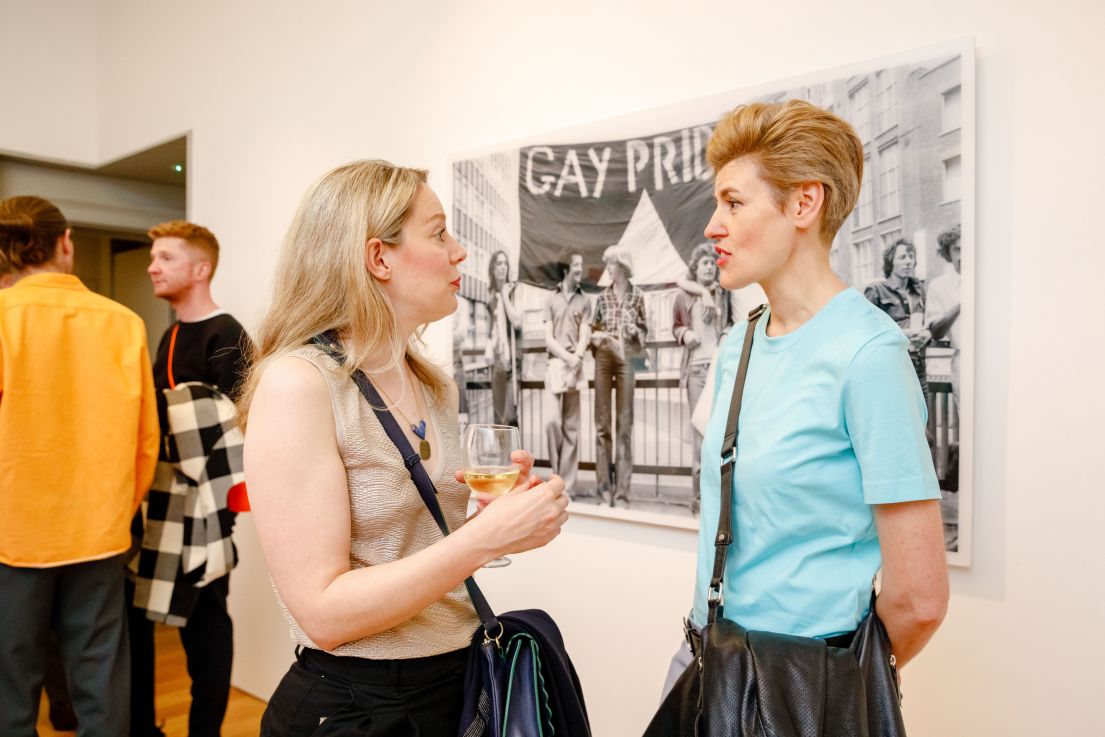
[130,382,244,625]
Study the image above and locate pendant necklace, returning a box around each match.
[376,369,432,461]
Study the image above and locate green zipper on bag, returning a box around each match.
[500,633,554,737]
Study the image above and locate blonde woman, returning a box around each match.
[239,161,568,736]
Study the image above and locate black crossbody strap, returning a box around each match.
[310,333,500,635]
[707,304,767,625]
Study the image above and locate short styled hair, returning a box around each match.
[706,100,864,241]
[881,238,916,278]
[602,244,634,278]
[687,242,718,280]
[937,224,961,262]
[148,220,220,278]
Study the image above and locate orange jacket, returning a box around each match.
[0,273,159,567]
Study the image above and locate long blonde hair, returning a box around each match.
[237,160,450,429]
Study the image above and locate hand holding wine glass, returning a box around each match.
[461,425,568,567]
[458,450,542,514]
[463,424,522,493]
[463,424,521,567]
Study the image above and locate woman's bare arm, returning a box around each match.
[874,499,949,668]
[244,356,567,651]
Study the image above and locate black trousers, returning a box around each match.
[261,646,468,737]
[43,633,71,709]
[0,555,129,737]
[127,574,233,737]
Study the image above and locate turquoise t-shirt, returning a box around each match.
[691,288,940,638]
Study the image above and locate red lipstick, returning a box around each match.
[715,244,731,266]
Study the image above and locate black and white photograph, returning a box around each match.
[451,39,974,565]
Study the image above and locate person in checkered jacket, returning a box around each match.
[129,220,251,737]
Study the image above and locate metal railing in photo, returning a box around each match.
[459,341,961,512]
[927,381,958,485]
[924,343,960,488]
[460,342,697,513]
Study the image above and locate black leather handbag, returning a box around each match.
[643,306,906,737]
[314,334,591,737]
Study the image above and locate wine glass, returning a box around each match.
[463,424,521,568]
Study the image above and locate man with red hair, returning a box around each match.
[129,220,250,737]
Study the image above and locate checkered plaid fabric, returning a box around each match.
[130,382,244,626]
[592,284,646,337]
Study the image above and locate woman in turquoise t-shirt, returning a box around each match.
[664,100,948,696]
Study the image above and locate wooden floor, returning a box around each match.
[38,623,267,736]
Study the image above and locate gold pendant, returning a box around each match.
[419,439,432,461]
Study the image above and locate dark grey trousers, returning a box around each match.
[545,388,581,495]
[593,345,635,502]
[0,554,129,737]
[686,361,711,510]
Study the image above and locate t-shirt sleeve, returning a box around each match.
[843,331,941,505]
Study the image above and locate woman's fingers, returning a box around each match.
[543,474,566,497]
[470,472,570,555]
[509,450,536,489]
[473,492,497,509]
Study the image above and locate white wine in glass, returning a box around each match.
[463,466,520,497]
[463,424,521,568]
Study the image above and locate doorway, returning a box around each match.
[68,228,175,359]
[1,135,188,357]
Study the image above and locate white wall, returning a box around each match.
[13,1,1104,735]
[0,0,98,164]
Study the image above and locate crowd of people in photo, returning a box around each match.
[0,98,951,736]
[863,228,963,406]
[457,244,738,514]
[455,226,962,516]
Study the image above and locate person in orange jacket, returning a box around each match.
[0,195,159,736]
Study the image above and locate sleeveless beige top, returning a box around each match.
[274,346,479,658]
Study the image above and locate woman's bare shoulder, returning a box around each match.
[249,354,334,427]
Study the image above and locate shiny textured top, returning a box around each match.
[274,346,478,658]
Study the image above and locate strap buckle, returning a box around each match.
[482,621,504,650]
[682,616,702,658]
[706,584,723,606]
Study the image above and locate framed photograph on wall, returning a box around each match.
[450,37,975,566]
